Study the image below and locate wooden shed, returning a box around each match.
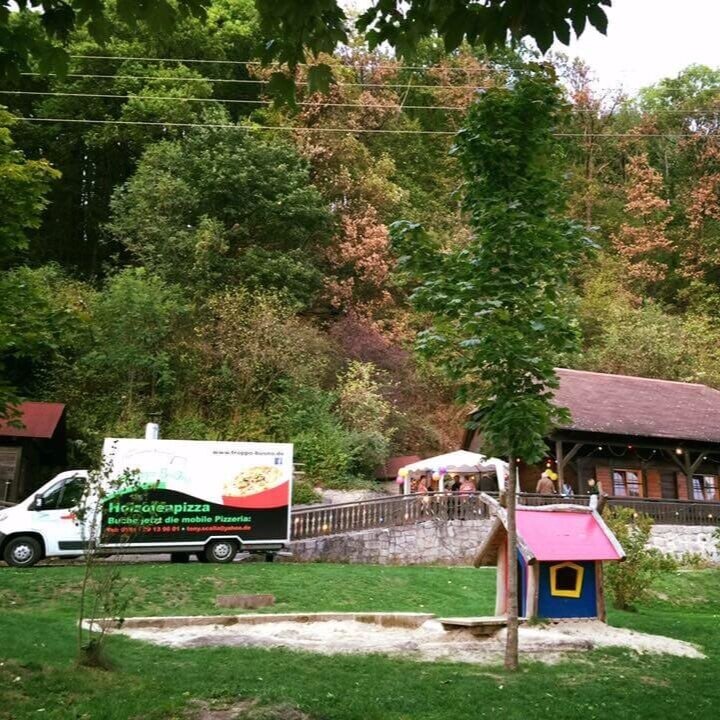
[474,497,624,621]
[0,402,66,503]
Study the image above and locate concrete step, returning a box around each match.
[438,616,509,636]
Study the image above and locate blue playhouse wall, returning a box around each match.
[537,560,598,619]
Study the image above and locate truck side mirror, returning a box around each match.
[32,495,44,511]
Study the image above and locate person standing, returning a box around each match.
[536,470,556,495]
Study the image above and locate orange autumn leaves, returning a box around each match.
[612,153,673,283]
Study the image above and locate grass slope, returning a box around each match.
[0,563,718,720]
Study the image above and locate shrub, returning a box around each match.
[604,506,677,611]
[292,479,321,506]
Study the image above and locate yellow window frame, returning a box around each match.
[549,561,585,598]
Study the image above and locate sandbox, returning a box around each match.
[102,612,705,665]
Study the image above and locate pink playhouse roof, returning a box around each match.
[516,508,623,562]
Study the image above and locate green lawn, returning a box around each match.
[1,562,718,720]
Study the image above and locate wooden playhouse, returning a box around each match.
[474,498,624,621]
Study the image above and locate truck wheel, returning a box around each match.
[204,540,237,564]
[170,552,190,564]
[4,536,42,568]
[195,553,209,563]
[265,552,275,563]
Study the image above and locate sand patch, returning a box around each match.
[109,613,704,665]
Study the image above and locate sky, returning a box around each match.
[556,0,720,93]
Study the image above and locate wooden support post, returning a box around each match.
[495,543,507,615]
[663,448,710,500]
[505,456,519,670]
[555,440,584,494]
[555,440,564,493]
[595,562,606,622]
[526,563,540,619]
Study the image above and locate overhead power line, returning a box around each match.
[0,89,464,111]
[19,72,493,91]
[68,53,641,75]
[68,53,527,72]
[7,88,720,118]
[14,116,458,135]
[14,115,720,140]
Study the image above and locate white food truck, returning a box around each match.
[0,438,293,567]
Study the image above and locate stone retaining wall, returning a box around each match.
[649,524,719,564]
[289,520,719,565]
[290,519,492,565]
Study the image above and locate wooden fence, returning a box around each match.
[290,492,720,540]
[291,492,490,540]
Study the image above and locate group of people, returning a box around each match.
[535,469,575,497]
[409,474,480,494]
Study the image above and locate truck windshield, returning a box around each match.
[42,476,86,510]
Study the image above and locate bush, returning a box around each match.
[270,386,357,488]
[292,426,358,488]
[604,506,677,611]
[292,479,321,506]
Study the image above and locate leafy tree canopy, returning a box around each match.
[1,0,209,81]
[107,128,332,297]
[0,108,59,264]
[254,0,611,97]
[3,1,612,91]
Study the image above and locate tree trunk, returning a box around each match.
[504,455,519,671]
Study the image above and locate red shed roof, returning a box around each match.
[554,368,720,445]
[0,402,65,439]
[516,508,624,562]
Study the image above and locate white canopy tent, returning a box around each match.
[399,450,509,494]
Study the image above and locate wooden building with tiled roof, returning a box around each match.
[463,369,720,503]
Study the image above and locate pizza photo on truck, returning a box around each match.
[0,439,293,567]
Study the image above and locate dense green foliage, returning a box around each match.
[5,1,720,492]
[1,563,720,719]
[3,1,612,87]
[1,0,209,81]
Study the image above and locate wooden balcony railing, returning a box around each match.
[290,492,490,540]
[605,496,720,526]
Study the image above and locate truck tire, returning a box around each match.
[204,540,237,564]
[170,552,190,564]
[4,536,42,568]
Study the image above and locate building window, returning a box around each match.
[692,475,718,501]
[612,469,643,497]
[549,562,585,598]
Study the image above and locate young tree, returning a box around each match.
[393,66,586,670]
